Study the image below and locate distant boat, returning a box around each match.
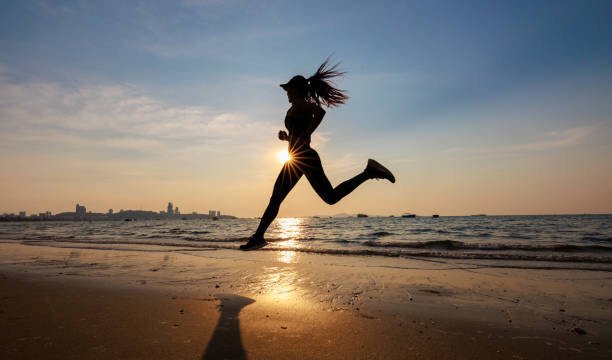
[357,213,368,218]
[471,214,487,217]
[401,214,416,218]
[432,214,440,218]
[124,218,135,221]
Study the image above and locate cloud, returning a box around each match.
[0,74,275,157]
[507,126,595,151]
[442,125,597,155]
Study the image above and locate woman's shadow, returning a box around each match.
[202,294,255,360]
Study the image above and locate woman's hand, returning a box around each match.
[278,130,289,141]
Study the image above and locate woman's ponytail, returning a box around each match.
[307,59,348,108]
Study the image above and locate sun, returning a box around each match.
[277,149,292,164]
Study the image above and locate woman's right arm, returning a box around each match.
[278,130,289,141]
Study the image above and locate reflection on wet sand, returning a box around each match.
[260,266,300,303]
[278,250,297,264]
[237,217,315,316]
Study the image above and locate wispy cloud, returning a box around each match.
[507,127,595,151]
[0,74,275,157]
[443,125,597,155]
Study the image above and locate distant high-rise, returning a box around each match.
[167,202,174,215]
[108,209,113,215]
[217,211,221,217]
[19,211,26,218]
[174,207,180,215]
[75,204,86,218]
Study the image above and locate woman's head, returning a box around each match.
[280,75,308,102]
[280,59,348,107]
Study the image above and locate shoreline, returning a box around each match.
[1,242,611,359]
[9,238,612,269]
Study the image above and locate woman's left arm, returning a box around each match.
[308,103,326,134]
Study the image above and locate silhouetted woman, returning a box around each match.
[240,60,395,250]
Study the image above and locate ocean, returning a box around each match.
[1,215,611,268]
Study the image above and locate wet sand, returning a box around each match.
[0,242,611,359]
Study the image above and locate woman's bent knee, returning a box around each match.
[321,193,339,205]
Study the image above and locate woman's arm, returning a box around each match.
[308,103,326,134]
[278,130,289,141]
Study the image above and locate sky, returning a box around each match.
[1,0,611,217]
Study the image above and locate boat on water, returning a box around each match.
[432,214,440,218]
[357,213,369,218]
[401,213,416,218]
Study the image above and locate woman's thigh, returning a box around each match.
[300,149,334,198]
[270,161,303,203]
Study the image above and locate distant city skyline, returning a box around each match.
[1,201,225,218]
[1,201,229,221]
[2,200,609,218]
[1,1,611,217]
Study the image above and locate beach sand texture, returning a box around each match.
[1,242,610,359]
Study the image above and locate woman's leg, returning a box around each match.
[302,150,369,205]
[253,162,303,239]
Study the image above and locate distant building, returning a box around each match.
[207,210,221,218]
[74,204,87,219]
[174,207,180,215]
[76,204,85,214]
[108,209,113,215]
[167,202,174,215]
[19,211,26,218]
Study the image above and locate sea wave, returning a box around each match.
[10,237,612,265]
[583,236,612,242]
[365,231,395,237]
[363,240,612,252]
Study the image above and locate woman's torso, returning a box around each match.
[285,105,313,151]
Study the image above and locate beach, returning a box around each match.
[1,241,610,359]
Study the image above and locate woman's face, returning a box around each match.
[285,86,299,103]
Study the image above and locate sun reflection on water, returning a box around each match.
[274,217,302,263]
[276,217,302,240]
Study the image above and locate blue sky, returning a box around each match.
[1,0,611,216]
